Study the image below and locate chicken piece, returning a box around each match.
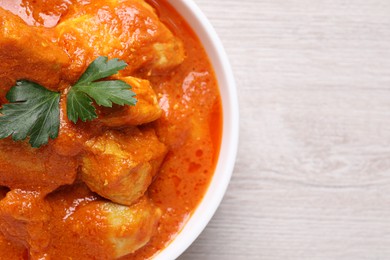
[0,8,69,93]
[55,0,185,82]
[0,138,78,194]
[66,196,161,258]
[98,76,162,127]
[81,127,167,205]
[0,189,51,259]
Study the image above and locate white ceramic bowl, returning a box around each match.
[154,1,239,259]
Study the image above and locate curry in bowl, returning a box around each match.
[0,0,222,259]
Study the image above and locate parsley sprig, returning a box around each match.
[0,57,137,148]
[67,56,137,123]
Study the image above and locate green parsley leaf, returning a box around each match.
[0,80,60,148]
[67,56,137,123]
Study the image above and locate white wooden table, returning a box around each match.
[179,0,390,259]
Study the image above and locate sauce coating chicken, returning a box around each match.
[56,0,185,82]
[0,138,77,194]
[0,9,68,93]
[68,196,162,258]
[0,189,51,259]
[81,127,167,205]
[44,183,162,259]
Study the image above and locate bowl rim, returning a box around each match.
[153,0,239,259]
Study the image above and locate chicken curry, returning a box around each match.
[0,0,222,259]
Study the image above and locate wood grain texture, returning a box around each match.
[178,0,390,259]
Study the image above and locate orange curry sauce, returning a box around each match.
[0,0,222,259]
